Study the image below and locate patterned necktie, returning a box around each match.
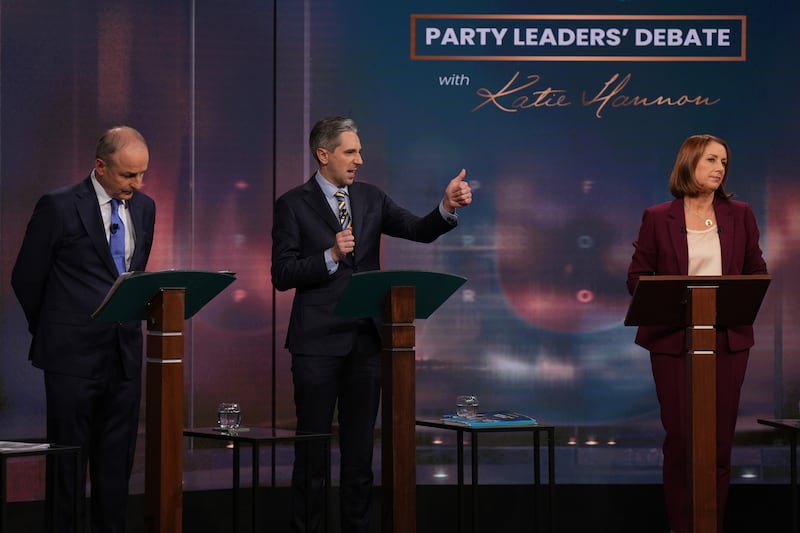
[110,198,126,274]
[334,190,351,229]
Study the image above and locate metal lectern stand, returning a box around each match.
[625,274,770,533]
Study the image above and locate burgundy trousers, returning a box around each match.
[650,336,749,533]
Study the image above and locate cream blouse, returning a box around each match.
[687,226,722,276]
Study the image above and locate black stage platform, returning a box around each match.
[4,483,792,533]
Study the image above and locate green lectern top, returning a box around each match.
[335,270,467,319]
[92,270,237,321]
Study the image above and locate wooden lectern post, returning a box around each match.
[381,286,417,533]
[685,285,718,532]
[625,275,770,533]
[144,289,186,532]
[91,270,236,533]
[335,270,467,533]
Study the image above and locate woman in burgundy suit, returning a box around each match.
[627,134,767,533]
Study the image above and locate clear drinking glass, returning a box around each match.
[217,402,241,430]
[456,395,479,418]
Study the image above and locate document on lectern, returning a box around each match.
[93,271,138,315]
[0,441,50,452]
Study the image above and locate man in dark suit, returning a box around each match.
[12,126,156,533]
[272,116,472,532]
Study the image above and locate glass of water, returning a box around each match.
[217,402,241,430]
[456,395,479,418]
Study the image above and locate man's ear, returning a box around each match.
[316,148,328,165]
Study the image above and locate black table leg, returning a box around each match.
[252,443,259,533]
[471,432,478,533]
[533,431,541,532]
[547,428,556,533]
[457,429,464,533]
[791,431,797,533]
[233,441,241,533]
[1,457,7,533]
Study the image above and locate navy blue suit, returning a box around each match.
[272,176,455,532]
[12,176,155,533]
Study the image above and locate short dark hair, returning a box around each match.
[309,116,358,164]
[668,134,733,200]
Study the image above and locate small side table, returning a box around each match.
[757,418,799,532]
[416,419,556,533]
[0,441,82,533]
[183,427,331,533]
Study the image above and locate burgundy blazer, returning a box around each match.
[626,197,767,355]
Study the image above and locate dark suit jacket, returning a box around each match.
[271,176,455,356]
[626,197,767,355]
[12,176,156,379]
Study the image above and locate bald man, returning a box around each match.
[12,126,156,533]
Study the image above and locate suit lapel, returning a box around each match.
[668,199,689,275]
[302,177,342,234]
[75,177,118,276]
[348,183,363,238]
[128,195,147,271]
[346,183,366,264]
[715,199,735,274]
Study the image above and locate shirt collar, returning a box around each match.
[315,171,348,198]
[90,170,125,207]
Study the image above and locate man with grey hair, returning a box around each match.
[272,115,472,532]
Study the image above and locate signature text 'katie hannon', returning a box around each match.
[465,72,719,118]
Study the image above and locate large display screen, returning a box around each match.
[1,1,798,498]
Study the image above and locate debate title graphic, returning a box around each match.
[411,14,745,118]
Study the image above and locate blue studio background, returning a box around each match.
[1,0,799,503]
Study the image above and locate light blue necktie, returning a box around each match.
[110,199,126,274]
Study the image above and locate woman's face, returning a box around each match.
[693,140,727,194]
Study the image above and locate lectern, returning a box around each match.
[625,274,771,533]
[336,270,467,533]
[93,270,237,533]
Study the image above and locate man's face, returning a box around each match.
[95,141,149,201]
[318,131,363,188]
